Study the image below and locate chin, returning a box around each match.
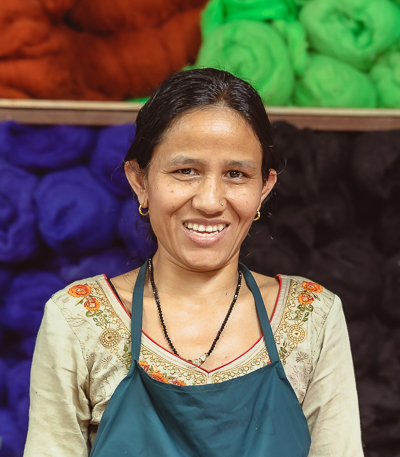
[179,250,238,272]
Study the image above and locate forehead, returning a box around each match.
[153,106,262,163]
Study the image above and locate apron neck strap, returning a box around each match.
[240,264,280,365]
[130,261,280,366]
[131,261,147,362]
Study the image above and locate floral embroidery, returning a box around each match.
[84,298,100,311]
[139,361,150,372]
[140,344,207,385]
[275,279,324,364]
[302,281,323,293]
[149,370,169,383]
[68,284,91,297]
[298,293,314,306]
[68,280,132,370]
[140,361,187,386]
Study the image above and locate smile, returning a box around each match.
[183,222,226,237]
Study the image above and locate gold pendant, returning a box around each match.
[190,353,208,366]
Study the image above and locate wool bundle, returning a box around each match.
[310,235,382,320]
[34,166,120,255]
[0,266,11,295]
[0,1,206,100]
[0,121,96,172]
[0,407,25,457]
[18,336,38,359]
[380,253,400,324]
[351,131,400,200]
[294,54,377,108]
[68,0,207,33]
[57,247,134,284]
[299,0,400,71]
[375,193,400,256]
[241,226,313,278]
[0,359,7,404]
[7,361,31,433]
[272,124,350,201]
[196,20,294,106]
[118,199,157,265]
[201,0,297,38]
[370,51,400,108]
[89,124,135,198]
[1,270,64,336]
[0,159,39,263]
[357,378,400,443]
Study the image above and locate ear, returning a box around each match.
[124,160,149,207]
[259,169,277,208]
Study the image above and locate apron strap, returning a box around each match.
[240,264,280,365]
[131,261,148,362]
[130,261,280,366]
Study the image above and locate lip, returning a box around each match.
[181,220,229,246]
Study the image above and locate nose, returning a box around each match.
[191,176,224,215]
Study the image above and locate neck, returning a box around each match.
[149,249,240,306]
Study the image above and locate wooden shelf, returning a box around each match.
[1,99,400,131]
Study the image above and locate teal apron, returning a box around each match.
[90,262,311,457]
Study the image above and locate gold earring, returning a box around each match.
[253,210,261,221]
[138,204,149,216]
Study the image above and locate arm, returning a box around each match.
[302,295,364,457]
[24,299,91,457]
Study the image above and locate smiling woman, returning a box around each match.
[24,69,364,457]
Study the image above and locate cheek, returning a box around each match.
[226,188,260,219]
[148,178,191,214]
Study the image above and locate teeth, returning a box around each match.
[184,222,226,235]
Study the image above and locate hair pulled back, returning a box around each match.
[124,68,279,182]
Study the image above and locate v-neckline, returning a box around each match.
[101,273,286,374]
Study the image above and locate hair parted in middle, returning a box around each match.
[124,67,280,183]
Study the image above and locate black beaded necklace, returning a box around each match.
[148,258,242,366]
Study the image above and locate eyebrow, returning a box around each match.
[169,155,259,169]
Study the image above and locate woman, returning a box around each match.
[24,68,364,456]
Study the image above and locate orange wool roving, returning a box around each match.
[0,0,206,100]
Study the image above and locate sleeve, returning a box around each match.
[302,295,365,457]
[24,298,91,457]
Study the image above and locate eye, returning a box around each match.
[178,168,195,175]
[227,170,244,179]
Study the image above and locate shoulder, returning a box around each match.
[50,274,111,311]
[280,274,337,312]
[274,274,339,361]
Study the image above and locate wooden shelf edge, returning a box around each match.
[1,99,400,130]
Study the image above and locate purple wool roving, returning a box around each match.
[34,166,121,256]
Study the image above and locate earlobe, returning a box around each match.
[124,160,148,205]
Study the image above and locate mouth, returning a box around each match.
[183,222,227,237]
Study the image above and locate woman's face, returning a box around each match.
[127,106,276,272]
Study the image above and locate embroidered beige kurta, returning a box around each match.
[24,274,364,457]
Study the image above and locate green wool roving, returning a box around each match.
[300,0,400,71]
[294,54,377,107]
[273,20,309,76]
[201,0,297,38]
[196,20,294,106]
[370,51,400,108]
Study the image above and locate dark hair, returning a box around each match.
[124,68,279,182]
